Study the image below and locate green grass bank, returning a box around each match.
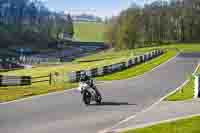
[122,115,200,133]
[74,22,107,42]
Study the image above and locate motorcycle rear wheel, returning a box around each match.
[83,91,91,105]
[96,95,102,104]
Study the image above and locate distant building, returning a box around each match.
[72,14,102,22]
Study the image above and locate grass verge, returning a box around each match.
[122,115,200,133]
[165,79,194,101]
[75,47,156,63]
[97,50,177,80]
[0,81,77,103]
[165,66,200,101]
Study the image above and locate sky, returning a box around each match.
[42,0,154,18]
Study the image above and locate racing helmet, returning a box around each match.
[80,71,87,78]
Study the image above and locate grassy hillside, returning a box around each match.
[74,22,107,42]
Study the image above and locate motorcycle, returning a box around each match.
[77,80,102,105]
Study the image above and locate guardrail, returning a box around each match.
[0,49,164,86]
[0,75,31,86]
[0,72,61,87]
[68,49,164,82]
[19,56,60,65]
[32,75,50,84]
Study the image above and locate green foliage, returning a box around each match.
[106,0,200,50]
[106,8,142,50]
[65,14,74,37]
[118,8,142,49]
[0,0,74,48]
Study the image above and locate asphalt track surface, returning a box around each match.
[0,53,199,133]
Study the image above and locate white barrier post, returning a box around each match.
[86,70,92,77]
[143,55,146,61]
[194,75,200,98]
[126,60,130,67]
[97,68,104,75]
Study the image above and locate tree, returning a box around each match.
[65,14,74,38]
[0,0,75,48]
[106,0,200,50]
[106,5,143,50]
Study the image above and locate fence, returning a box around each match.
[0,56,60,66]
[68,49,164,82]
[32,75,50,84]
[0,72,59,87]
[0,75,31,86]
[32,72,62,85]
[19,56,60,65]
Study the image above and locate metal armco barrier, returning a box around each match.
[19,56,60,65]
[91,68,98,77]
[0,75,31,86]
[32,75,50,84]
[68,49,164,82]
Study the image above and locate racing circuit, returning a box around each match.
[0,52,199,133]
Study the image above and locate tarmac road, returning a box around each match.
[0,53,199,133]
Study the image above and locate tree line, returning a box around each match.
[0,0,74,48]
[105,0,200,50]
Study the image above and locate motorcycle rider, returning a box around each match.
[80,71,101,97]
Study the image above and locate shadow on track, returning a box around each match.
[89,102,137,106]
